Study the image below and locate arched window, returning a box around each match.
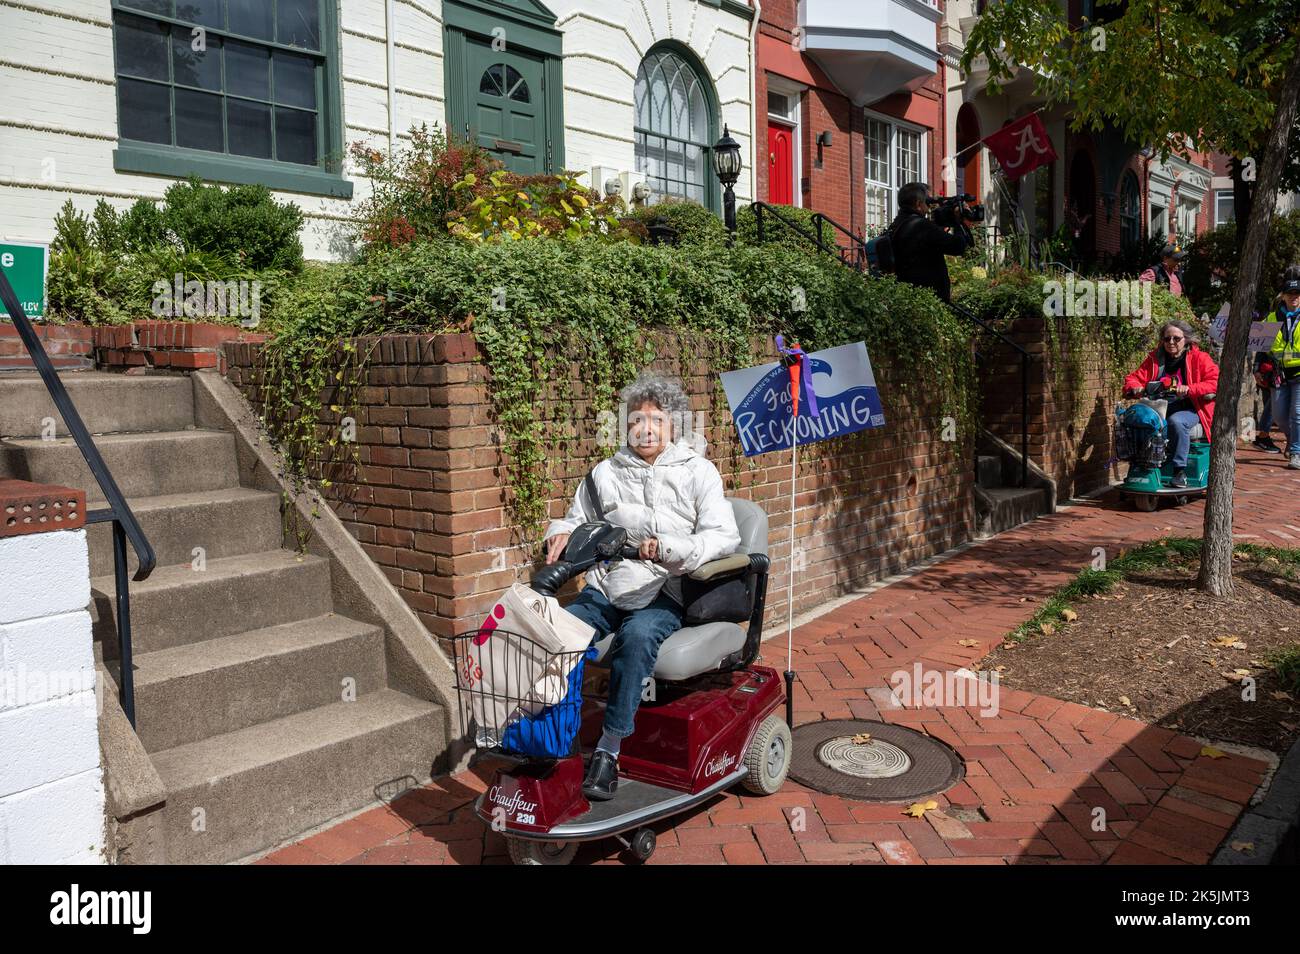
[634,46,718,209]
[479,64,530,103]
[1120,171,1141,245]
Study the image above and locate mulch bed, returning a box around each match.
[981,556,1300,753]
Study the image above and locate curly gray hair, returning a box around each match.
[1159,319,1199,348]
[621,371,692,440]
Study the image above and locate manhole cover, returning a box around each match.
[790,719,964,801]
[818,736,911,778]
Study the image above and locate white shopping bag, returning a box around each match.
[461,583,595,745]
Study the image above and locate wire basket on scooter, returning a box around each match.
[442,629,593,757]
[1116,423,1166,467]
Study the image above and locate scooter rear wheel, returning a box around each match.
[507,838,577,866]
[1133,495,1159,512]
[741,715,793,795]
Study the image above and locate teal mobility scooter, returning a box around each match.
[1114,387,1211,512]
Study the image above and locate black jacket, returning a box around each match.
[889,209,971,302]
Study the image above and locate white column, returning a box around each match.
[0,505,104,865]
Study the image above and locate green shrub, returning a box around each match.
[628,199,729,246]
[133,178,304,271]
[45,181,303,324]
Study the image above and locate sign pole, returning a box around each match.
[779,340,805,729]
[785,413,797,728]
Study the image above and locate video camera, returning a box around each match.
[927,193,985,229]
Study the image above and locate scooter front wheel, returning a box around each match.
[741,715,793,795]
[1133,495,1159,513]
[507,838,578,866]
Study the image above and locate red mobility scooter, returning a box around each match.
[443,499,790,865]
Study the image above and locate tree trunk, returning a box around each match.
[1199,39,1300,595]
[1231,155,1254,258]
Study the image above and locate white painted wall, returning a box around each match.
[0,0,754,261]
[0,527,105,865]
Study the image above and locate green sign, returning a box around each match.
[0,241,49,320]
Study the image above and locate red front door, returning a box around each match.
[768,122,794,206]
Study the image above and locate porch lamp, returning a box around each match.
[712,124,743,242]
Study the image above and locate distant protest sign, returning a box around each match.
[1208,303,1280,353]
[720,341,885,457]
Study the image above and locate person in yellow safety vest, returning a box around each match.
[1266,267,1300,469]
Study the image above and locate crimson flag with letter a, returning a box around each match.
[983,113,1057,180]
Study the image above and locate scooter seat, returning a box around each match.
[589,620,747,681]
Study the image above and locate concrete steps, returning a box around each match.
[86,487,282,576]
[0,371,448,862]
[91,550,334,655]
[0,372,194,437]
[972,430,1054,537]
[129,614,387,753]
[974,486,1051,537]
[152,690,443,865]
[0,430,239,503]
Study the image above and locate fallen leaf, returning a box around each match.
[1200,746,1228,759]
[1001,642,1016,650]
[1230,841,1255,853]
[903,799,939,819]
[852,733,873,745]
[1119,695,1132,707]
[1040,622,1056,636]
[1062,609,1078,623]
[958,639,979,648]
[1212,636,1247,649]
[1271,691,1295,702]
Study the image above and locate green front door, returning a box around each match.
[464,41,546,174]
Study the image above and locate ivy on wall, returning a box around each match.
[254,236,978,541]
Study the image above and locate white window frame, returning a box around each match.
[864,109,928,231]
[1215,189,1235,228]
[765,75,804,208]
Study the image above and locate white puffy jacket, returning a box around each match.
[544,441,742,610]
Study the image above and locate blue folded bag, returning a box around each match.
[500,647,597,759]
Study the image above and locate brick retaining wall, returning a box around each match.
[224,332,975,640]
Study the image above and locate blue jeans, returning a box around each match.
[1167,410,1201,469]
[1273,379,1300,455]
[562,585,682,739]
[1258,389,1274,436]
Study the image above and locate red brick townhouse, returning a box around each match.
[754,0,947,238]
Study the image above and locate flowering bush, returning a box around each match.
[348,124,498,250]
[447,169,628,242]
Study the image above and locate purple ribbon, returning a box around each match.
[774,334,819,418]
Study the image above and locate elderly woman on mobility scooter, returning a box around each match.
[1122,319,1219,489]
[543,373,741,802]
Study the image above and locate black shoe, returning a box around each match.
[1170,469,1188,488]
[582,750,618,801]
[1253,438,1282,454]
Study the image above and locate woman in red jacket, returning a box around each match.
[1122,320,1219,488]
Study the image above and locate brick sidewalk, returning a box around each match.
[259,447,1300,865]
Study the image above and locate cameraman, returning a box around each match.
[889,182,975,303]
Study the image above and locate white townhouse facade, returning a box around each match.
[0,0,758,259]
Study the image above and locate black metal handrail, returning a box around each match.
[750,201,827,252]
[947,300,1031,489]
[811,211,870,271]
[0,269,155,727]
